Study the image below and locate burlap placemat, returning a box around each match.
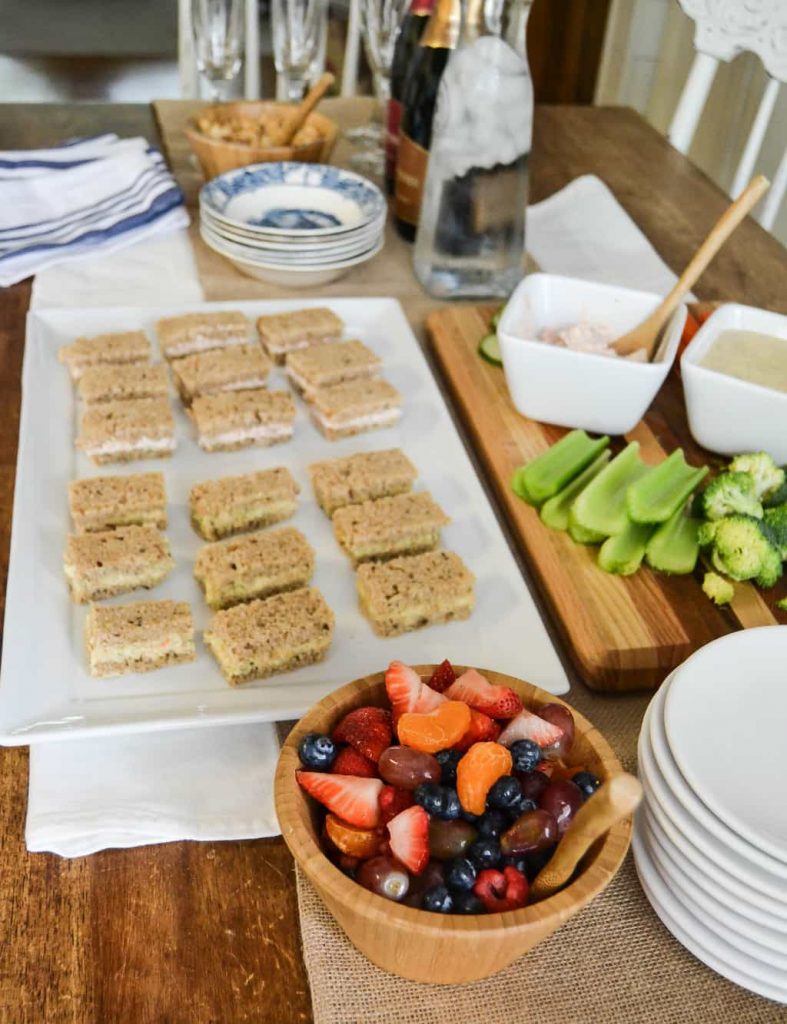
[153,99,783,1023]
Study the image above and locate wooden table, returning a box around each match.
[0,102,785,1024]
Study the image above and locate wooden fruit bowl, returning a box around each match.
[274,666,632,984]
[185,101,339,181]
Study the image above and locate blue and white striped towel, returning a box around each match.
[0,134,190,287]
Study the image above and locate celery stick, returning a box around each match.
[645,509,701,575]
[540,451,611,531]
[570,442,649,537]
[598,519,655,575]
[567,506,607,544]
[512,430,610,507]
[626,450,708,524]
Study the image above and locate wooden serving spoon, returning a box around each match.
[270,72,335,148]
[530,772,643,902]
[612,175,770,360]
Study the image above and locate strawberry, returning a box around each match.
[378,784,414,824]
[331,747,378,778]
[386,804,429,875]
[332,706,392,763]
[473,866,529,912]
[498,709,564,749]
[453,708,500,751]
[428,659,457,693]
[296,771,383,828]
[385,660,445,717]
[445,669,523,720]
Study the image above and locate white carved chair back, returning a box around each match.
[669,0,787,230]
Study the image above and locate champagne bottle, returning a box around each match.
[385,0,436,195]
[394,0,485,241]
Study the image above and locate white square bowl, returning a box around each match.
[681,303,787,463]
[497,273,686,435]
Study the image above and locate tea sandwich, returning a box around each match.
[308,378,402,440]
[332,491,449,565]
[85,599,196,678]
[157,311,249,360]
[69,472,167,533]
[77,363,169,405]
[190,389,296,452]
[170,344,272,404]
[59,330,151,381]
[194,526,314,610]
[285,339,380,399]
[309,448,417,516]
[190,467,299,540]
[256,307,343,363]
[76,396,176,464]
[357,550,475,637]
[64,524,174,603]
[204,586,334,685]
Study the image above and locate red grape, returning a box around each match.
[357,855,410,901]
[428,819,478,861]
[538,779,583,835]
[378,746,442,790]
[500,809,559,856]
[515,769,550,803]
[538,703,575,758]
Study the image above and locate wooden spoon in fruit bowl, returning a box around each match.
[612,175,770,361]
[268,72,335,148]
[530,772,643,902]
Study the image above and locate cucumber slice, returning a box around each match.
[490,305,506,330]
[478,333,503,366]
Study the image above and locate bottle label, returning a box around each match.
[385,98,403,184]
[395,132,429,227]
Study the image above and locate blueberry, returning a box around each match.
[509,796,537,820]
[503,855,529,875]
[468,837,502,869]
[461,809,479,823]
[414,782,446,817]
[442,788,462,820]
[486,775,522,811]
[510,739,541,774]
[422,885,454,914]
[435,749,462,786]
[452,891,486,915]
[445,856,477,892]
[572,771,601,800]
[476,809,508,838]
[298,732,336,770]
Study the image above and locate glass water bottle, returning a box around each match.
[413,0,534,298]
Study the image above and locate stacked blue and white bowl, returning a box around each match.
[634,627,787,1003]
[199,162,387,287]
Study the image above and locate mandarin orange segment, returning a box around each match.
[457,742,513,815]
[396,701,471,754]
[325,813,383,859]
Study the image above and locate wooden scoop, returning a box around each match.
[269,72,335,147]
[530,772,643,902]
[612,175,770,360]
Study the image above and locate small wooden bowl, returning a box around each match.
[275,666,632,984]
[185,101,339,181]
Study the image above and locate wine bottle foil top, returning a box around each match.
[431,36,533,178]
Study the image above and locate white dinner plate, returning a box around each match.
[0,298,568,745]
[200,220,382,266]
[633,826,787,1003]
[650,673,787,878]
[201,206,387,251]
[638,715,787,903]
[643,814,787,963]
[664,627,787,864]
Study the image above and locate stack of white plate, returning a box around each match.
[198,162,387,288]
[634,626,787,1004]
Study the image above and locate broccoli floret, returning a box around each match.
[763,504,787,559]
[702,571,734,606]
[697,520,719,548]
[698,472,763,521]
[728,453,785,501]
[756,544,783,588]
[777,597,787,613]
[710,515,779,582]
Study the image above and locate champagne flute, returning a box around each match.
[271,0,329,102]
[191,0,245,101]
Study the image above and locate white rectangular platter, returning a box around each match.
[0,298,567,745]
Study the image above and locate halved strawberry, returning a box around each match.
[386,660,446,719]
[332,706,392,763]
[453,708,501,751]
[297,771,383,828]
[445,669,523,719]
[379,784,414,824]
[386,804,429,875]
[498,709,564,749]
[428,659,457,693]
[331,747,378,778]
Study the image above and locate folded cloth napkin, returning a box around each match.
[24,172,678,859]
[0,135,189,287]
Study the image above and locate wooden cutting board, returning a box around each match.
[428,305,783,692]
